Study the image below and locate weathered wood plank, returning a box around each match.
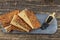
[0,0,60,5]
[0,0,60,40]
[0,5,60,12]
[0,29,59,40]
[0,0,60,12]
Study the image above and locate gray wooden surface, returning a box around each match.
[0,0,60,40]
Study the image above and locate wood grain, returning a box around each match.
[0,0,60,40]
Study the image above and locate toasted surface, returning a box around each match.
[10,25,25,32]
[18,9,41,29]
[4,25,25,32]
[0,10,21,32]
[0,10,19,27]
[10,15,31,32]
